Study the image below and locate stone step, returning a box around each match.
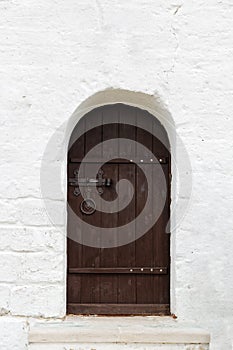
[30,345,209,350]
[29,318,210,350]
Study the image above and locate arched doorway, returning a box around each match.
[67,103,171,315]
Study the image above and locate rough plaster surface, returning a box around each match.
[0,317,28,350]
[0,0,233,349]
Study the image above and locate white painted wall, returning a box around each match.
[0,0,233,349]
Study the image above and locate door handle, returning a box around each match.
[87,178,111,186]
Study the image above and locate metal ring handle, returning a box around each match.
[80,198,96,215]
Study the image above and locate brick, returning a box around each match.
[10,285,65,317]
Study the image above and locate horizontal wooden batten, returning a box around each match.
[67,303,170,316]
[68,267,168,275]
[69,157,168,164]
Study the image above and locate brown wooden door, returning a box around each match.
[67,104,170,315]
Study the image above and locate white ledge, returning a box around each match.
[29,320,210,344]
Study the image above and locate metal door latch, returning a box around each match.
[69,168,111,196]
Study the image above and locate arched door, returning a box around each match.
[67,104,170,315]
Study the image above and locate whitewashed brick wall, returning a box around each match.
[0,0,233,349]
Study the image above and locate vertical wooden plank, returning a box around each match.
[99,162,119,303]
[117,163,136,304]
[152,119,170,306]
[67,116,85,307]
[156,163,170,304]
[67,274,81,305]
[100,105,119,303]
[67,163,83,267]
[80,109,102,304]
[68,115,85,160]
[119,104,137,159]
[135,110,154,304]
[117,105,136,304]
[152,164,162,304]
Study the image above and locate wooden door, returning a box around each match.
[67,104,170,315]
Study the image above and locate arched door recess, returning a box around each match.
[67,103,170,315]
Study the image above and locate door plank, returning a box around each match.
[67,303,170,315]
[117,106,137,304]
[67,116,85,306]
[135,111,155,304]
[80,109,102,304]
[99,109,119,304]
